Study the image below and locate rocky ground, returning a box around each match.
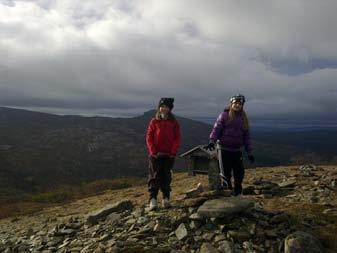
[0,165,336,252]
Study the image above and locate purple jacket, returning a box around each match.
[209,110,253,155]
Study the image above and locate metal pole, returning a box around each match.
[216,140,227,189]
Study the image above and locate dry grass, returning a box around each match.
[0,202,50,219]
[0,177,146,219]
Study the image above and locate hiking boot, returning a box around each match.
[149,198,157,211]
[233,185,242,196]
[162,198,171,209]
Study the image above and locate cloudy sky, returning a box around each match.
[1,0,337,120]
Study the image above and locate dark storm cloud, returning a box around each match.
[257,51,337,76]
[0,0,337,119]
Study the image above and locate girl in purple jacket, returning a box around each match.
[206,94,254,195]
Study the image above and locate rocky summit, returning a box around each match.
[0,165,336,252]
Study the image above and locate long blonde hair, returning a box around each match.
[225,106,249,131]
[155,110,176,120]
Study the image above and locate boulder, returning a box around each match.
[284,231,324,253]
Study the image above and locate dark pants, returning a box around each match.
[148,156,174,200]
[221,150,245,195]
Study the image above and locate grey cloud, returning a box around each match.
[1,0,337,120]
[263,58,337,76]
[257,49,337,76]
[182,22,199,38]
[1,0,15,7]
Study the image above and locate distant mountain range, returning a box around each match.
[0,107,336,200]
[192,117,337,131]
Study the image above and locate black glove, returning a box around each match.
[205,142,215,151]
[248,155,255,163]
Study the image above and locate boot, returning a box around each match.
[162,198,170,208]
[233,184,242,196]
[149,198,157,211]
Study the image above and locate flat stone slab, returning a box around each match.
[323,208,337,217]
[175,223,188,241]
[197,197,255,218]
[182,197,208,207]
[185,183,204,198]
[86,200,133,225]
[199,190,232,198]
[278,180,297,188]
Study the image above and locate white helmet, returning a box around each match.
[230,94,245,104]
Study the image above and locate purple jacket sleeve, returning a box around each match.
[209,112,227,142]
[243,129,253,155]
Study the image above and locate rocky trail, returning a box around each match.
[0,165,336,252]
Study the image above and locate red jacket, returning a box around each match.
[146,118,181,156]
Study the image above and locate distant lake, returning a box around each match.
[191,117,337,132]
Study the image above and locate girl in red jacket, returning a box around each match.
[146,98,181,210]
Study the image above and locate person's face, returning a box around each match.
[231,101,243,111]
[159,104,170,114]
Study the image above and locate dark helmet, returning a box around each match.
[230,94,245,104]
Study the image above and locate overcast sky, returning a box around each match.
[1,0,337,120]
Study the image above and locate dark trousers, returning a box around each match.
[221,150,245,195]
[148,156,174,200]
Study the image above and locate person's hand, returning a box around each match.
[150,154,158,159]
[248,155,255,163]
[205,142,215,151]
